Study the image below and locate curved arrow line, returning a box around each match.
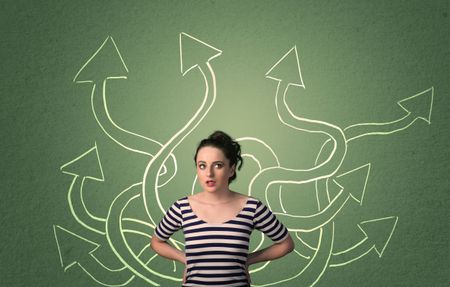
[74,36,176,179]
[243,153,263,170]
[131,244,160,270]
[251,45,345,285]
[54,226,123,273]
[257,45,347,221]
[295,232,316,252]
[100,79,175,160]
[189,137,282,196]
[280,82,345,143]
[53,225,134,286]
[143,60,218,226]
[275,122,340,286]
[236,137,282,167]
[329,216,398,267]
[106,183,181,286]
[76,256,135,287]
[121,217,155,230]
[332,237,367,256]
[278,185,287,214]
[269,80,345,181]
[250,81,347,230]
[252,118,338,285]
[79,177,107,223]
[90,81,177,185]
[315,139,332,209]
[256,224,334,287]
[293,248,312,260]
[344,87,434,142]
[119,194,183,281]
[67,176,105,235]
[273,188,350,232]
[329,243,374,268]
[292,137,336,258]
[61,143,106,234]
[236,137,286,214]
[77,264,135,287]
[247,224,314,277]
[120,218,185,250]
[345,114,420,142]
[90,255,129,273]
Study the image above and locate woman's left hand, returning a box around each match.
[245,263,251,285]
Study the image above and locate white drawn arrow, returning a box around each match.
[105,33,222,286]
[330,216,398,267]
[60,143,106,235]
[344,87,433,142]
[250,46,347,229]
[53,225,134,286]
[73,36,177,186]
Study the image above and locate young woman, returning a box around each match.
[151,131,294,286]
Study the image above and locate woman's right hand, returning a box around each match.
[182,266,187,285]
[245,263,251,285]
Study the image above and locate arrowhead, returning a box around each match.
[328,179,344,200]
[397,87,433,124]
[179,32,222,76]
[358,216,398,257]
[73,36,129,83]
[60,143,104,181]
[266,46,304,87]
[53,225,99,270]
[333,164,371,205]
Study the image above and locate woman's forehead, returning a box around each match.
[196,146,227,161]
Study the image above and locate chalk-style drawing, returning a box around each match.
[329,216,399,267]
[344,88,433,142]
[54,35,433,286]
[73,36,177,185]
[53,225,135,286]
[60,143,106,235]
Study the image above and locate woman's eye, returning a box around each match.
[215,163,223,169]
[198,163,206,169]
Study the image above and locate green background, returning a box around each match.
[1,0,449,286]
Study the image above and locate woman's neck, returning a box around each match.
[198,189,237,204]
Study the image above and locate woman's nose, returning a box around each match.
[207,166,214,177]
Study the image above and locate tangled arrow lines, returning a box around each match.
[53,33,433,286]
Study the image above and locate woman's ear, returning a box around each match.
[229,164,236,177]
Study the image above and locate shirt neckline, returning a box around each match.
[185,196,251,225]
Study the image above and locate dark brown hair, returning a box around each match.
[194,130,243,183]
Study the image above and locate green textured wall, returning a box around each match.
[1,1,449,286]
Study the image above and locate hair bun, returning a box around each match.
[194,130,243,184]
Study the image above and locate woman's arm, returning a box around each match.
[247,233,295,266]
[150,236,186,264]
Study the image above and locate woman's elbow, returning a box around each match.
[150,235,163,251]
[284,234,295,253]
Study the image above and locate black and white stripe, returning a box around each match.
[154,196,289,287]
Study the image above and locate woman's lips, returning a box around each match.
[206,180,215,187]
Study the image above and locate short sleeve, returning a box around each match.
[153,200,183,241]
[253,199,289,243]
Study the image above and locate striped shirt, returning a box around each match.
[154,196,289,287]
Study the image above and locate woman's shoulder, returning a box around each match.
[167,196,189,207]
[232,191,252,202]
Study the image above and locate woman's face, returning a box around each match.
[196,146,235,193]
